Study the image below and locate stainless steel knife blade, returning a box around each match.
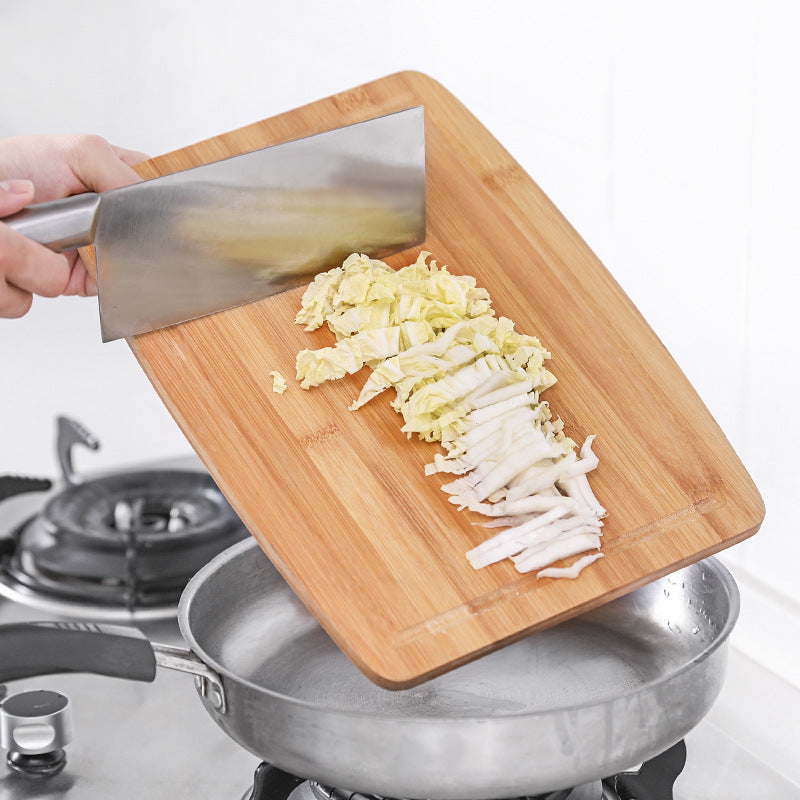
[3,107,426,341]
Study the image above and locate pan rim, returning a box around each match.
[178,537,740,721]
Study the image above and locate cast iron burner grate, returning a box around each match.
[239,741,687,800]
[0,470,247,612]
[0,417,248,616]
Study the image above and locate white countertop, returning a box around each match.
[683,644,800,795]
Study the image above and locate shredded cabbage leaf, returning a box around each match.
[294,252,606,579]
[268,370,288,395]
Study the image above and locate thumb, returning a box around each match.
[0,179,36,216]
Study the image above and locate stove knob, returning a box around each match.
[0,689,72,778]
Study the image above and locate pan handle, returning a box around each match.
[0,476,52,504]
[151,642,227,713]
[0,622,156,683]
[0,623,228,715]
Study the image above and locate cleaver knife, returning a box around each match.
[3,107,426,342]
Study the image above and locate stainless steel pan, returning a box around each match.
[0,538,739,797]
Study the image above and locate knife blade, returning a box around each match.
[3,107,426,342]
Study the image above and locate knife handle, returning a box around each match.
[1,193,101,252]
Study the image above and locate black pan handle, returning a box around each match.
[0,622,156,684]
[0,476,52,504]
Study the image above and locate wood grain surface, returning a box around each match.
[120,72,764,688]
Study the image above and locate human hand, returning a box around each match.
[0,135,147,318]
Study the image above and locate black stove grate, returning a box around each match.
[0,470,248,612]
[239,742,687,800]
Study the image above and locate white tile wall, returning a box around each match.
[1,0,797,676]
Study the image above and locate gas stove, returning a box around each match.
[0,417,247,619]
[1,417,799,799]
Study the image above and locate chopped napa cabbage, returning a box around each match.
[293,251,605,580]
[268,370,288,395]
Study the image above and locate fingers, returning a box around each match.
[0,280,33,318]
[66,134,146,194]
[0,179,35,216]
[0,135,149,204]
[0,135,146,318]
[110,144,149,168]
[0,222,71,318]
[0,179,45,316]
[61,254,98,298]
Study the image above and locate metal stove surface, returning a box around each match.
[0,596,258,800]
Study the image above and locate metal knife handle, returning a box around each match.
[1,193,101,252]
[0,622,156,684]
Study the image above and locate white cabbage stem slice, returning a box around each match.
[465,505,573,567]
[511,531,602,574]
[468,494,575,517]
[536,552,605,580]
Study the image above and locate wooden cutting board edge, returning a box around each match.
[93,70,765,689]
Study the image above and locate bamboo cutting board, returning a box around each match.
[123,72,763,688]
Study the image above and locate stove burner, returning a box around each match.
[239,742,687,800]
[239,767,584,800]
[310,787,579,800]
[0,470,248,616]
[309,784,585,800]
